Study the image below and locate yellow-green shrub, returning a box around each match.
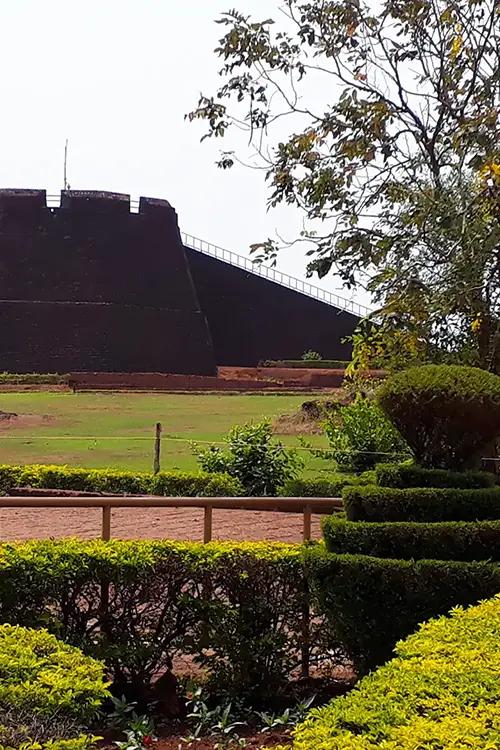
[291,595,500,749]
[0,624,108,750]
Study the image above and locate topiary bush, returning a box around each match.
[291,595,500,750]
[377,364,500,470]
[306,547,500,670]
[0,623,109,750]
[323,517,500,561]
[343,485,500,522]
[375,462,495,488]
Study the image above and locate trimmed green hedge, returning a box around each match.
[0,623,108,750]
[283,472,375,497]
[343,484,500,522]
[375,462,495,489]
[323,517,500,561]
[0,540,325,703]
[0,372,68,385]
[0,463,244,497]
[292,595,500,750]
[261,359,349,369]
[307,548,500,670]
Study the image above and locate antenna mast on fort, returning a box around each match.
[63,139,70,190]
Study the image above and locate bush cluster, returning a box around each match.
[290,595,500,750]
[323,517,500,561]
[375,462,495,489]
[377,364,500,470]
[0,540,330,704]
[0,463,243,497]
[196,421,300,495]
[0,623,108,750]
[343,485,500,522]
[322,396,410,472]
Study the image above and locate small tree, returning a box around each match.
[189,0,500,371]
[195,421,301,495]
[377,364,500,469]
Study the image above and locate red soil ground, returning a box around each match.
[0,507,322,543]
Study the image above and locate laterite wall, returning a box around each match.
[185,248,359,367]
[0,190,215,374]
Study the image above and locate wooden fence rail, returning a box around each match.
[0,496,343,543]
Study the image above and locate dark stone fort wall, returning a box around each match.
[0,190,215,374]
[185,247,359,367]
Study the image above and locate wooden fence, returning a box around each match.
[0,496,343,543]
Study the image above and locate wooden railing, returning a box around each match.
[0,496,343,543]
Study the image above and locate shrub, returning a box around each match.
[377,364,500,470]
[323,517,500,561]
[301,350,322,361]
[306,547,500,670]
[292,595,500,750]
[375,462,495,488]
[343,484,500,522]
[196,421,301,496]
[0,623,108,750]
[0,463,243,497]
[283,472,375,497]
[323,396,410,472]
[0,540,327,704]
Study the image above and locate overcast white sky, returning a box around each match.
[0,0,368,306]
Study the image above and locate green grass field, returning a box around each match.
[0,392,329,474]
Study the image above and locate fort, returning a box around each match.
[0,189,365,375]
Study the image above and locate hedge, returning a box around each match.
[307,548,500,670]
[0,540,327,704]
[0,463,244,497]
[323,517,500,561]
[375,462,495,489]
[283,472,375,497]
[0,372,68,385]
[0,623,108,750]
[291,595,500,750]
[261,359,350,369]
[343,484,500,522]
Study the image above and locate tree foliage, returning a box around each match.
[189,0,500,370]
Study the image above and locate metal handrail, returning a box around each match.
[0,495,343,543]
[182,232,372,317]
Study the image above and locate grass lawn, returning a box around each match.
[0,392,330,474]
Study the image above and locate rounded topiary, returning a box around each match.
[0,624,109,748]
[377,364,500,470]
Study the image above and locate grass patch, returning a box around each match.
[0,392,329,473]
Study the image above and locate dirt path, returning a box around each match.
[0,507,323,543]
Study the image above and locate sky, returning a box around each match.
[0,0,368,308]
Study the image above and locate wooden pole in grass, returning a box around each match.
[153,422,162,475]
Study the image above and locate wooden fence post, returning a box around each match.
[153,422,162,475]
[102,505,111,541]
[303,504,312,542]
[204,505,213,543]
